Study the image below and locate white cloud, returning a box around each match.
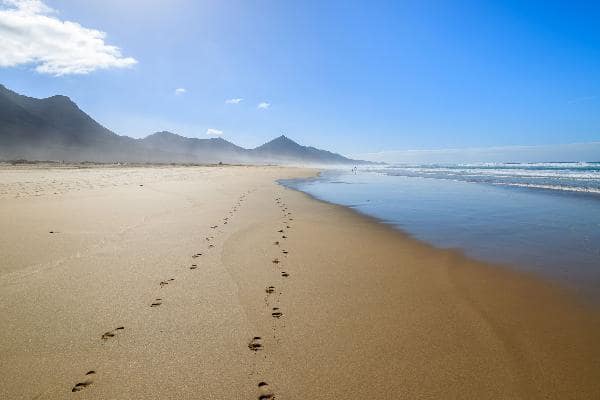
[206,128,223,136]
[0,0,137,75]
[174,88,186,95]
[4,0,50,13]
[257,101,270,109]
[225,98,243,104]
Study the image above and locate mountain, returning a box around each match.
[0,84,370,165]
[139,131,249,163]
[0,84,174,162]
[251,135,358,164]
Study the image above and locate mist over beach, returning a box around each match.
[1,1,600,399]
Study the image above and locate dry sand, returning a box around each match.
[0,164,599,399]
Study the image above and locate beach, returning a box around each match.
[1,164,599,399]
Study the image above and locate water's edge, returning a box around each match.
[279,169,600,303]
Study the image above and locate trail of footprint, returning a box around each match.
[101,326,124,340]
[71,371,96,392]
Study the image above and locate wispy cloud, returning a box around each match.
[0,0,137,75]
[568,95,596,104]
[257,101,270,109]
[356,142,600,164]
[225,98,243,104]
[206,128,223,136]
[174,87,186,95]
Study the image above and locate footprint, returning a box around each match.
[101,326,124,340]
[273,241,280,246]
[190,265,198,270]
[272,258,280,264]
[282,250,288,254]
[160,278,175,287]
[257,382,274,400]
[281,235,287,239]
[271,307,283,318]
[281,272,289,277]
[277,229,284,233]
[71,371,96,392]
[208,244,214,248]
[150,299,162,307]
[211,225,218,229]
[248,336,263,351]
[192,253,202,258]
[265,286,275,294]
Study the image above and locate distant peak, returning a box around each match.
[46,94,76,105]
[154,130,176,135]
[270,134,296,143]
[147,131,181,138]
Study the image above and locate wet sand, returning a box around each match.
[0,164,599,399]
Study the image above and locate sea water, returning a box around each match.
[281,163,600,298]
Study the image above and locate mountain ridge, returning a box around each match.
[0,84,372,165]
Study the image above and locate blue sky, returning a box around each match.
[0,0,599,160]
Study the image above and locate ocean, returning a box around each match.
[281,162,600,298]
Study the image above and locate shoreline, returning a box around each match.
[282,169,600,303]
[281,176,596,306]
[271,177,600,398]
[1,165,599,399]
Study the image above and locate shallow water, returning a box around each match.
[282,165,600,299]
[381,162,600,195]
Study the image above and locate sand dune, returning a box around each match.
[0,164,598,399]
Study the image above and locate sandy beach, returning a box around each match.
[1,164,599,399]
